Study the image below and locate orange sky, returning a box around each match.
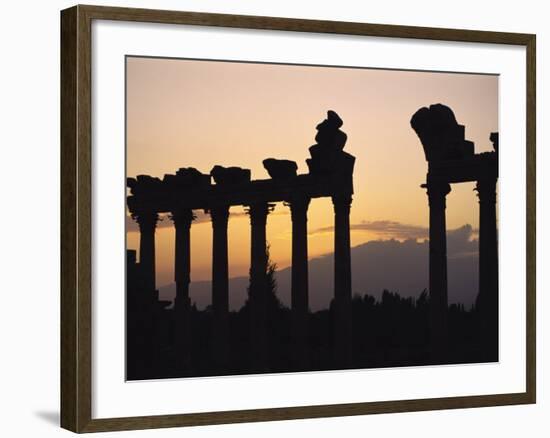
[126,56,498,291]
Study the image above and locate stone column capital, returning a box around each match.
[171,209,195,228]
[288,196,310,220]
[332,194,353,215]
[476,177,497,204]
[133,210,159,232]
[424,181,451,208]
[247,202,273,226]
[209,205,230,225]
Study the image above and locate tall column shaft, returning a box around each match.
[248,202,270,372]
[332,194,353,368]
[172,209,194,372]
[134,211,159,378]
[173,209,194,308]
[136,211,158,298]
[211,205,230,369]
[289,197,310,369]
[476,177,499,359]
[426,181,451,361]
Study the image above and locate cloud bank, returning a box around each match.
[310,220,430,241]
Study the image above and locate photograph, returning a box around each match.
[125,57,499,380]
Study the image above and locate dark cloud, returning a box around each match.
[310,220,429,241]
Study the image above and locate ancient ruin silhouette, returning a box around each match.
[126,107,498,380]
[127,111,355,377]
[411,103,499,363]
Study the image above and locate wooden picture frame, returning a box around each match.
[61,4,536,433]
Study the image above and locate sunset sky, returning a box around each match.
[126,56,498,307]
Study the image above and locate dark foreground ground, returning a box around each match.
[127,289,497,381]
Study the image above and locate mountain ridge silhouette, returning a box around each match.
[158,224,478,311]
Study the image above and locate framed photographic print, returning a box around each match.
[60,4,536,433]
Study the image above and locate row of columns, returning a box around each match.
[136,175,495,367]
[134,195,352,372]
[133,194,354,371]
[425,176,498,361]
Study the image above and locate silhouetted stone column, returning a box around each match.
[289,196,311,369]
[332,194,353,368]
[136,210,159,297]
[131,213,159,379]
[210,205,230,369]
[425,180,451,361]
[476,177,499,360]
[172,209,194,371]
[173,209,194,309]
[248,202,270,372]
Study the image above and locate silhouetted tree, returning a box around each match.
[242,243,284,311]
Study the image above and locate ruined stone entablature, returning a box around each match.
[127,110,355,215]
